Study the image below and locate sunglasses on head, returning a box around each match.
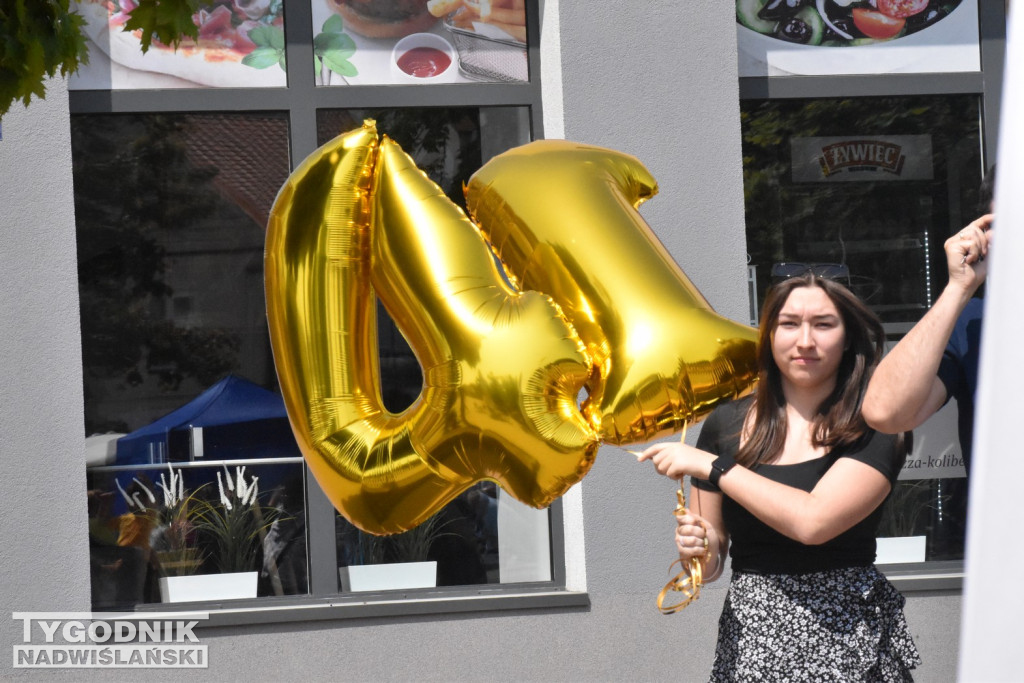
[770,262,850,285]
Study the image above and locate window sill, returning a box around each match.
[133,587,591,629]
[881,560,964,592]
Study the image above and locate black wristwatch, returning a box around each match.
[708,454,737,487]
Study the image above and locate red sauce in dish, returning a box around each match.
[397,47,452,78]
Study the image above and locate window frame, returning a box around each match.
[735,0,1008,591]
[70,0,589,623]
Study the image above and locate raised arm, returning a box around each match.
[862,214,993,433]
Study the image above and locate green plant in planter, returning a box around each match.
[115,464,205,577]
[193,466,283,574]
[348,512,456,566]
[389,513,456,563]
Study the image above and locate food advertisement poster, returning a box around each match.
[69,1,288,90]
[311,0,528,86]
[68,0,529,90]
[737,0,980,77]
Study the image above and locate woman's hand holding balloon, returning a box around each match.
[675,511,709,560]
[636,442,714,481]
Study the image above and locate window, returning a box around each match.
[72,1,576,619]
[737,0,1008,584]
[740,94,981,566]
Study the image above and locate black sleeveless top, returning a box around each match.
[692,396,906,574]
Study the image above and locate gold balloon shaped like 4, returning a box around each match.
[466,140,758,445]
[265,122,598,534]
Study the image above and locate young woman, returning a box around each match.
[639,273,920,681]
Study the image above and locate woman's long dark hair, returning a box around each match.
[735,274,886,467]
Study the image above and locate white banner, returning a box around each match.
[899,400,966,481]
[738,1,980,77]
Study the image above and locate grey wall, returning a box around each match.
[1,74,93,644]
[0,3,960,681]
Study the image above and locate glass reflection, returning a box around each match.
[741,95,983,326]
[72,112,302,608]
[87,462,307,609]
[741,95,982,562]
[335,482,501,590]
[319,108,552,590]
[71,112,290,435]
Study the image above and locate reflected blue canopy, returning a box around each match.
[114,375,299,465]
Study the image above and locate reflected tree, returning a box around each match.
[317,108,483,208]
[741,95,982,317]
[72,115,241,433]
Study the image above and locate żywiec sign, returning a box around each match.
[791,135,934,182]
[819,139,905,176]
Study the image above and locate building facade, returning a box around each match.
[2,1,1012,679]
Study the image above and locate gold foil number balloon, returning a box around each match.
[466,140,758,445]
[266,122,758,534]
[265,122,598,534]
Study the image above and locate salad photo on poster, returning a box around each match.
[69,0,288,90]
[736,0,980,76]
[311,0,528,86]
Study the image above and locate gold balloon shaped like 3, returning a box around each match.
[265,122,598,534]
[465,140,758,444]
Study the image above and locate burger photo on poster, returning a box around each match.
[326,0,439,38]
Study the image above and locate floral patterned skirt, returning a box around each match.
[710,566,921,682]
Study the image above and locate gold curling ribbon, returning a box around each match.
[656,486,705,614]
[655,424,706,614]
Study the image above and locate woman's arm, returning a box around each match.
[639,443,892,546]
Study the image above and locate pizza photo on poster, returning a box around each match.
[736,0,981,76]
[310,0,528,86]
[69,0,288,90]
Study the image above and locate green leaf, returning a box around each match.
[122,0,200,53]
[313,32,354,55]
[267,24,285,51]
[248,22,284,51]
[0,0,90,116]
[323,53,358,77]
[322,14,345,34]
[247,23,275,48]
[241,47,281,70]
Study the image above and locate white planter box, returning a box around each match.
[159,571,258,603]
[339,561,437,592]
[876,536,927,564]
